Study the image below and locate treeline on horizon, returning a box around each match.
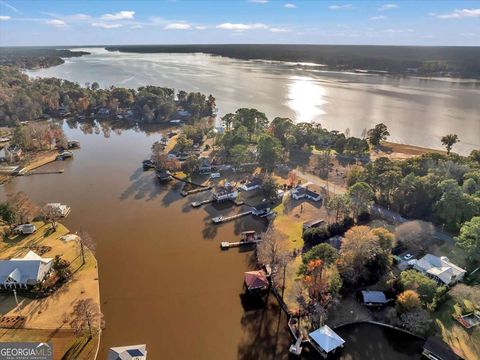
[105,44,480,78]
[0,47,90,69]
[0,66,215,126]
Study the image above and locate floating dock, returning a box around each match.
[221,239,262,249]
[212,211,252,224]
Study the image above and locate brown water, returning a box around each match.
[0,123,290,359]
[27,48,480,155]
[1,123,428,359]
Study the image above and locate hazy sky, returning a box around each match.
[0,0,479,46]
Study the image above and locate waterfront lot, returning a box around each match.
[0,222,100,359]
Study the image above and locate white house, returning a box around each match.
[0,251,53,289]
[213,183,238,201]
[413,254,466,286]
[240,177,263,192]
[108,344,147,360]
[291,185,322,202]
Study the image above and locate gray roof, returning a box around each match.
[361,290,387,304]
[108,344,147,360]
[0,251,53,286]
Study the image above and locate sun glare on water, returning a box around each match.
[287,76,327,123]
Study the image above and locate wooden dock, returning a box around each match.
[212,211,252,224]
[221,239,262,249]
[23,170,64,176]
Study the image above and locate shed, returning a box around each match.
[360,290,387,306]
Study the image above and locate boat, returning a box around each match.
[212,216,224,224]
[56,150,73,160]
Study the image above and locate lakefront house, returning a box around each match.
[213,183,238,202]
[0,251,53,289]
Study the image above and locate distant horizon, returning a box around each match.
[1,0,479,47]
[2,43,480,48]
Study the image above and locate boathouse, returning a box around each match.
[244,270,269,293]
[308,325,345,357]
[108,344,147,360]
[422,337,463,360]
[213,183,238,201]
[0,251,53,289]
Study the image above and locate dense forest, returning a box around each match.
[0,47,90,69]
[105,44,480,78]
[0,66,215,126]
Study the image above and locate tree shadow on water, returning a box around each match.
[237,292,291,360]
[120,171,165,201]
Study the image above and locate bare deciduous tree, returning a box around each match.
[41,204,62,231]
[394,220,434,253]
[69,298,103,341]
[256,225,290,272]
[78,229,96,265]
[7,192,39,225]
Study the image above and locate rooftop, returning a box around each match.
[309,325,345,353]
[414,254,466,285]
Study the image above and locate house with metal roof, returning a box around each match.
[108,344,147,360]
[413,254,466,286]
[0,251,53,289]
[309,325,345,357]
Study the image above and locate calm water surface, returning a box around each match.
[28,47,480,155]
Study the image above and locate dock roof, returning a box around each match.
[244,270,269,291]
[309,325,345,353]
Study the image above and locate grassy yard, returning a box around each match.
[270,194,329,311]
[434,284,480,360]
[0,222,101,360]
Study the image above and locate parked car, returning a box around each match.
[403,253,413,260]
[210,172,221,179]
[14,223,37,235]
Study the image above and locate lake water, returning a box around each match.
[28,47,480,155]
